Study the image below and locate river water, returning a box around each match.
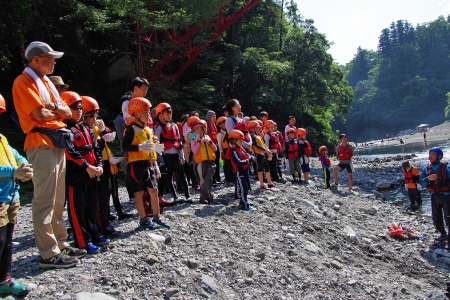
[355,140,450,218]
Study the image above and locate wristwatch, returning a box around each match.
[52,103,58,111]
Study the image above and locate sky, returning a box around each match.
[295,0,450,65]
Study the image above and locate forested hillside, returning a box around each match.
[0,0,352,151]
[336,16,450,141]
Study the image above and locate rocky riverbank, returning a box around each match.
[4,155,450,300]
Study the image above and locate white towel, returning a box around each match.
[23,67,61,104]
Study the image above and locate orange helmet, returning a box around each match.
[318,146,327,153]
[286,128,296,134]
[264,120,276,128]
[81,96,99,113]
[296,128,306,136]
[187,116,201,128]
[216,116,226,126]
[192,119,207,129]
[228,129,244,139]
[60,91,82,107]
[247,120,261,129]
[128,97,151,115]
[155,102,171,115]
[0,94,5,113]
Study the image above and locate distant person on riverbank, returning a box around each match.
[401,160,422,210]
[423,131,427,146]
[332,134,354,192]
[0,94,32,296]
[419,147,450,243]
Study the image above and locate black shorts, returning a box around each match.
[127,160,158,192]
[337,162,353,173]
[256,154,269,172]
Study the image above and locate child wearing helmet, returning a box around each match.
[318,146,331,188]
[122,97,169,230]
[420,147,450,243]
[154,103,192,204]
[60,91,109,254]
[264,120,281,182]
[183,113,201,191]
[248,120,274,189]
[206,110,221,184]
[216,116,234,186]
[81,96,126,239]
[285,128,301,183]
[0,94,33,296]
[401,160,422,210]
[190,120,217,204]
[274,123,285,180]
[229,130,256,211]
[297,128,312,184]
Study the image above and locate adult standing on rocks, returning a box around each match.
[332,133,354,191]
[419,147,450,243]
[12,41,85,268]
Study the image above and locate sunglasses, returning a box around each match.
[70,105,83,111]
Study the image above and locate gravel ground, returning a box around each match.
[3,155,450,300]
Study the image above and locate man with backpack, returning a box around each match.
[332,133,354,191]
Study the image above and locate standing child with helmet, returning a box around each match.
[402,160,422,210]
[274,123,285,181]
[0,94,33,296]
[61,91,109,254]
[122,97,169,230]
[229,130,256,211]
[81,96,124,239]
[190,120,217,204]
[154,103,192,203]
[420,147,450,243]
[264,120,281,182]
[318,146,331,189]
[285,128,301,183]
[217,116,234,186]
[206,110,221,184]
[332,133,354,191]
[249,120,274,189]
[297,128,312,184]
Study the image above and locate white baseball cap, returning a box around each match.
[25,41,64,61]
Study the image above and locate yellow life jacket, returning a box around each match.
[126,125,157,163]
[93,127,118,175]
[193,135,216,163]
[0,134,18,174]
[251,135,267,155]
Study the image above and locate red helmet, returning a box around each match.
[187,116,201,128]
[60,91,82,107]
[192,119,207,129]
[286,128,296,134]
[128,97,151,115]
[0,94,5,113]
[228,129,244,139]
[318,146,327,153]
[264,120,276,128]
[155,103,171,115]
[81,96,99,113]
[296,128,306,136]
[247,120,261,129]
[216,116,226,126]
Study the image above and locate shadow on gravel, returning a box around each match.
[420,242,450,273]
[12,233,35,253]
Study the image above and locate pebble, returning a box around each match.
[165,288,180,298]
[330,260,343,269]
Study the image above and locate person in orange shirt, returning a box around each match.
[402,160,422,210]
[12,41,85,269]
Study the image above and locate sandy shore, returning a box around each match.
[355,123,450,155]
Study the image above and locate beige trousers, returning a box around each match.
[27,145,69,259]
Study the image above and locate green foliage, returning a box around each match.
[339,17,450,141]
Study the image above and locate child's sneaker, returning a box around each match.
[138,218,160,230]
[268,183,276,188]
[260,184,269,190]
[39,253,78,269]
[0,278,28,296]
[242,206,257,211]
[185,198,194,204]
[84,243,99,254]
[60,246,87,259]
[153,217,171,229]
[93,237,110,246]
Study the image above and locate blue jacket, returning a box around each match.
[419,161,450,195]
[0,139,28,203]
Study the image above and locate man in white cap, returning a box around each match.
[12,41,86,269]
